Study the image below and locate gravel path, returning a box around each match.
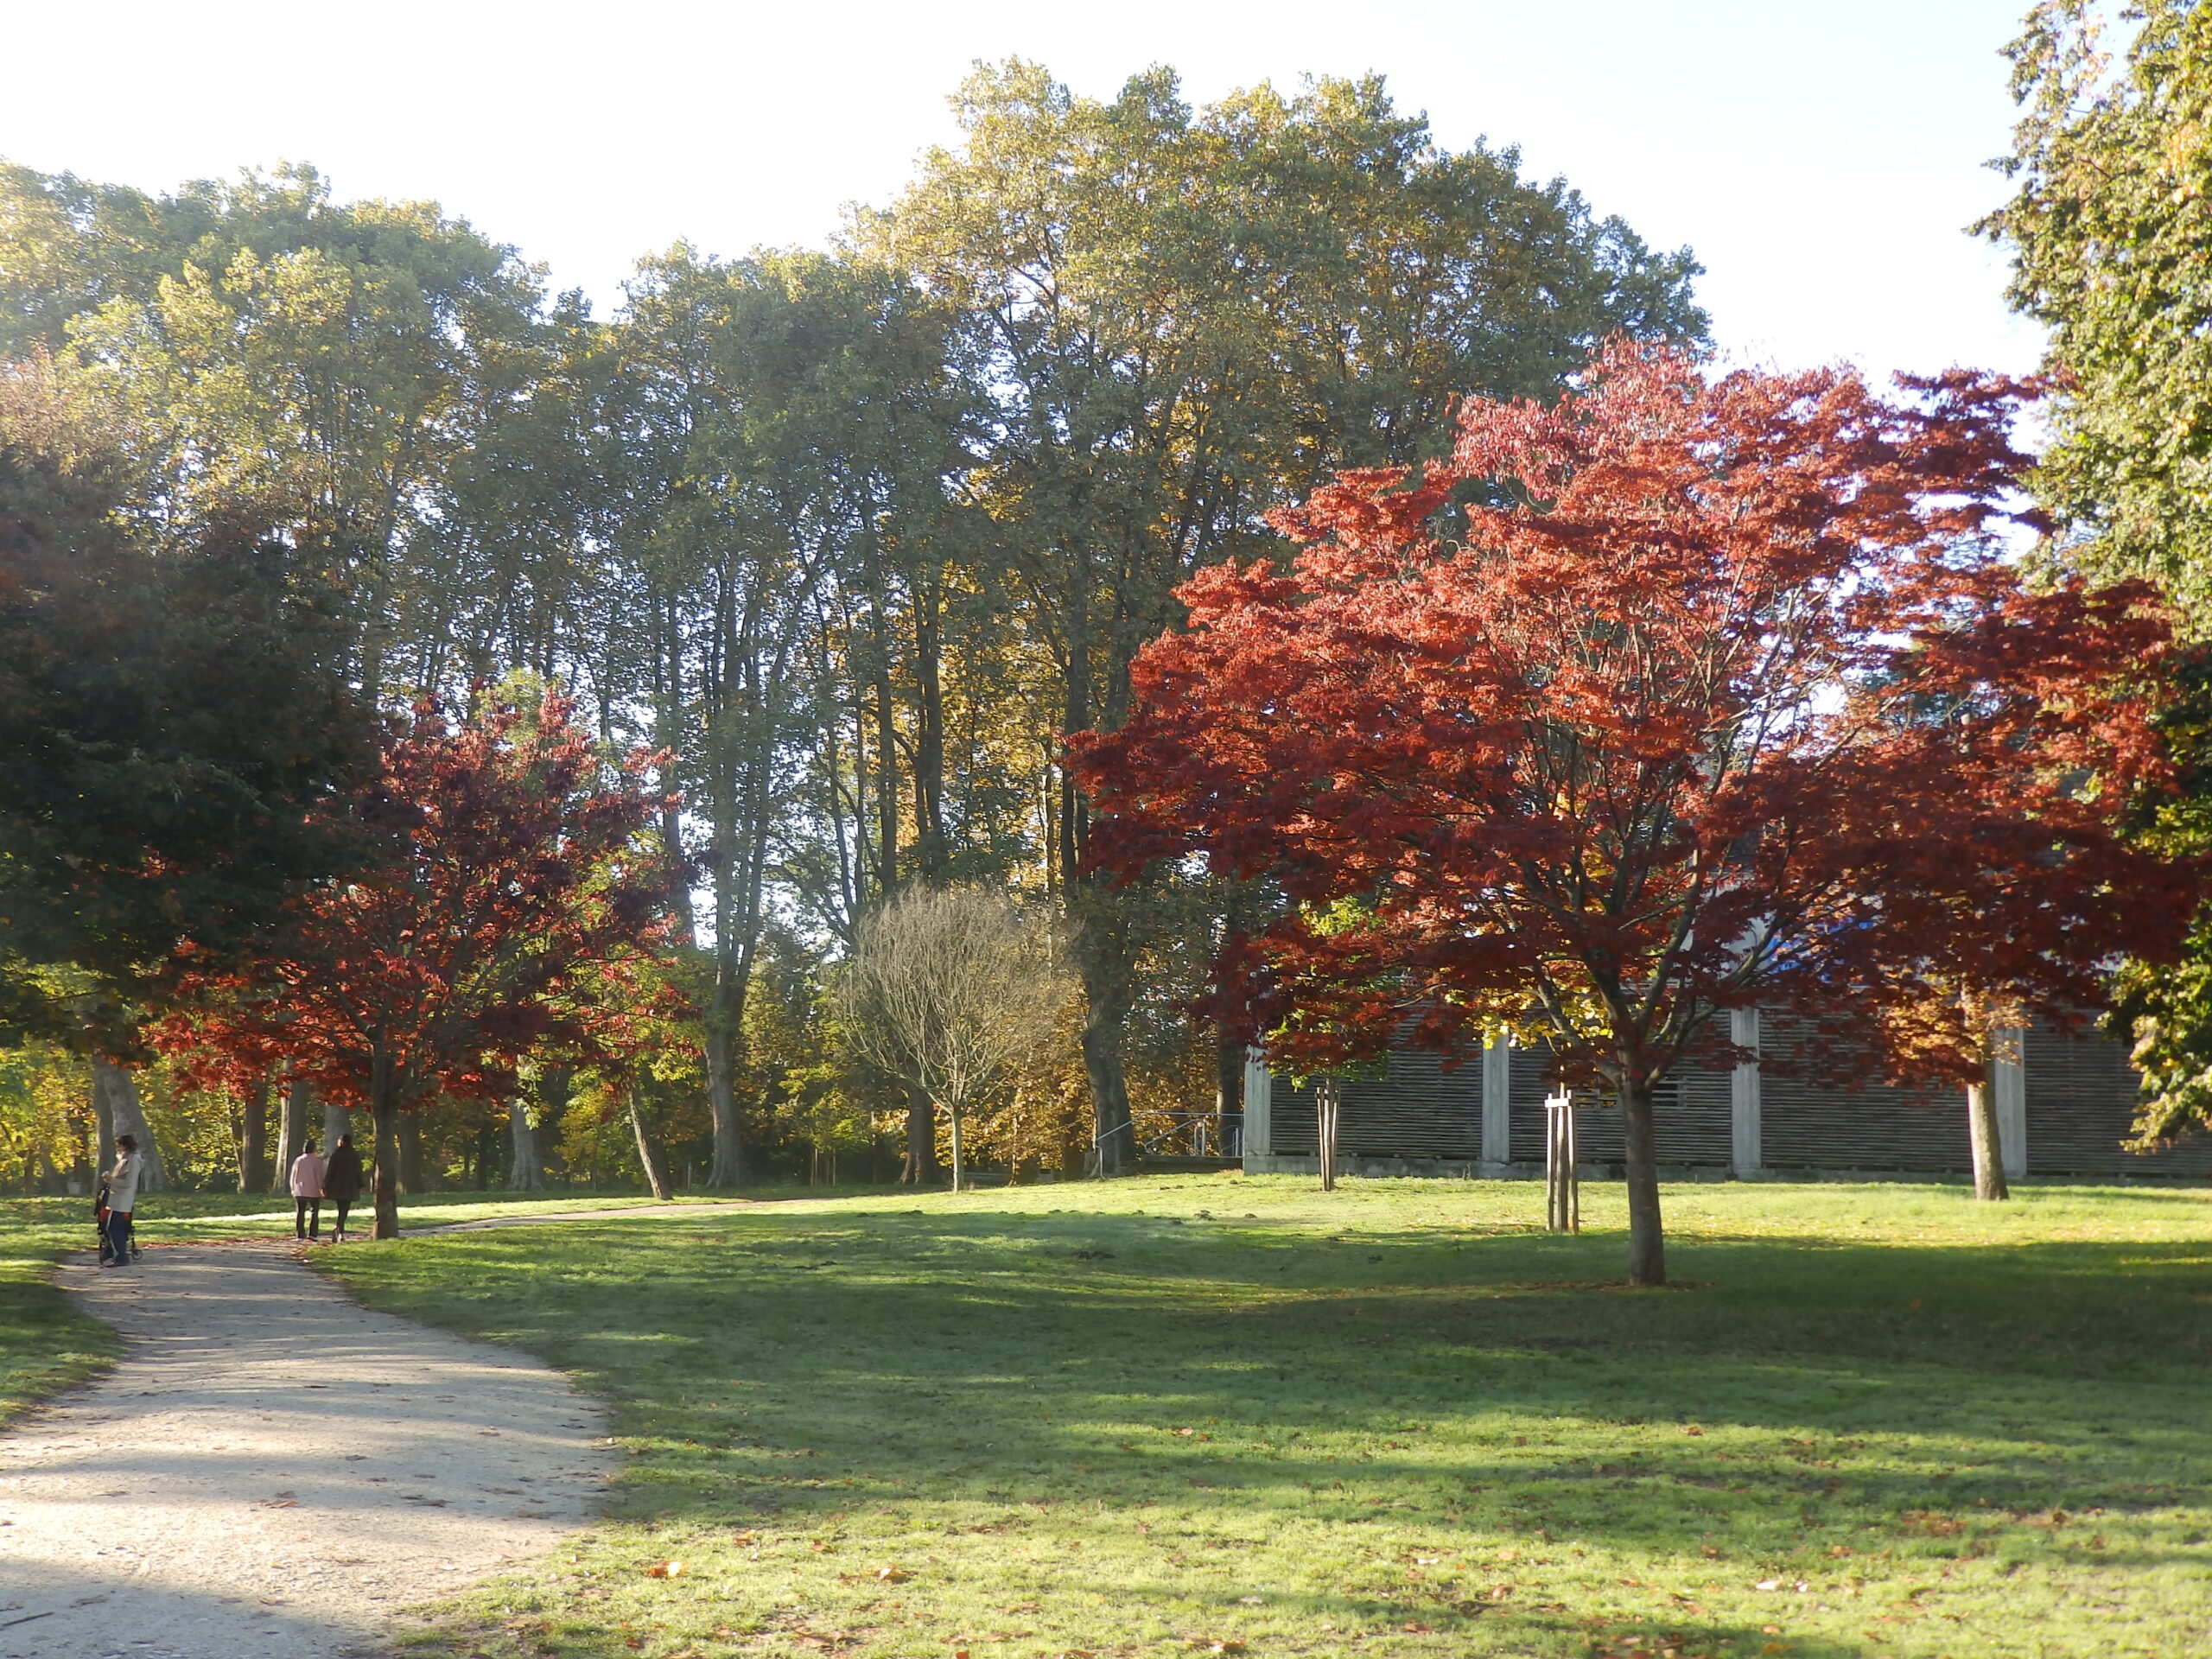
[0,1241,618,1658]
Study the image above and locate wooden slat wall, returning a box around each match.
[1259,1016,2212,1179]
[1266,1046,1481,1159]
[1758,1013,1967,1171]
[1503,1044,1731,1166]
[2024,1022,2212,1177]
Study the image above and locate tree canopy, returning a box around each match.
[155,691,671,1235]
[0,362,364,1046]
[1071,341,2195,1283]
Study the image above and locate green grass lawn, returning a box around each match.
[298,1175,2212,1659]
[0,1185,748,1426]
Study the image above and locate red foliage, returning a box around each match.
[1070,342,2198,1275]
[156,690,676,1226]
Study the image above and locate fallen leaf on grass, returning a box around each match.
[645,1560,683,1578]
[874,1566,910,1582]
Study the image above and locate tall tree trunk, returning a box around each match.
[92,1060,164,1193]
[91,1073,114,1174]
[912,582,949,880]
[237,1075,270,1192]
[705,1015,744,1188]
[1967,1080,2011,1202]
[1073,894,1138,1175]
[271,1077,309,1193]
[507,1096,546,1190]
[1621,1076,1666,1287]
[398,1109,426,1192]
[321,1099,350,1154]
[626,1083,673,1200]
[474,1111,495,1190]
[946,1099,965,1194]
[1213,1033,1243,1157]
[902,1084,941,1184]
[370,1057,402,1240]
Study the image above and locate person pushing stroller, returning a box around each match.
[97,1133,144,1268]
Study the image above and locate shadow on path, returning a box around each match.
[0,1243,615,1659]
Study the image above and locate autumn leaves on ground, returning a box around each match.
[278,1176,2212,1659]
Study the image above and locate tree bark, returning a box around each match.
[272,1078,309,1193]
[321,1098,351,1155]
[946,1100,965,1194]
[1075,911,1137,1174]
[506,1096,546,1189]
[398,1109,426,1193]
[370,1056,402,1240]
[1621,1076,1666,1287]
[91,1072,114,1175]
[901,1084,941,1184]
[237,1075,270,1192]
[626,1083,672,1200]
[1213,1033,1243,1157]
[506,1096,545,1189]
[92,1060,164,1193]
[705,1020,744,1187]
[1967,1080,2011,1202]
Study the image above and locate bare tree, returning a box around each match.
[838,887,1071,1192]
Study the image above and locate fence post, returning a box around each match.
[1545,1088,1579,1232]
[1317,1076,1340,1192]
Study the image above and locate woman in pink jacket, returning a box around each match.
[289,1141,327,1241]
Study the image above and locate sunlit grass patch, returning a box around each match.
[315,1175,2212,1658]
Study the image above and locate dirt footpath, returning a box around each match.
[0,1242,616,1658]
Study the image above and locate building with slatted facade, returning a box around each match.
[1238,1012,2212,1181]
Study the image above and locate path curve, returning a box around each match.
[0,1241,618,1658]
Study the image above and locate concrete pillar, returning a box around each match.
[1480,1035,1511,1168]
[1241,1048,1273,1165]
[1729,1008,1762,1179]
[1994,1026,2028,1181]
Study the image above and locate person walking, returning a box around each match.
[101,1134,143,1269]
[321,1133,364,1242]
[289,1140,327,1241]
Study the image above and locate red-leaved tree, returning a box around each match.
[158,690,674,1238]
[1070,341,2199,1286]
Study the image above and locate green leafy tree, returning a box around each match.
[1989,3,2212,1141]
[1987,0,2212,620]
[0,362,365,1045]
[868,62,1707,1169]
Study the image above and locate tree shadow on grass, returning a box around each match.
[344,1207,2212,1657]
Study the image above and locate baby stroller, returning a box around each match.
[94,1182,142,1266]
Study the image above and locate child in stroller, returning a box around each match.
[94,1181,143,1265]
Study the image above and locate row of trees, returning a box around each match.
[0,62,1707,1201]
[14,9,2212,1286]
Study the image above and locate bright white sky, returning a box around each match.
[1,0,2044,386]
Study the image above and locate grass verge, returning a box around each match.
[0,1186,753,1426]
[312,1175,2212,1659]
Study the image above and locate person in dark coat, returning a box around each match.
[321,1133,365,1242]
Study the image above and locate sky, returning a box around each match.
[0,0,2044,387]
